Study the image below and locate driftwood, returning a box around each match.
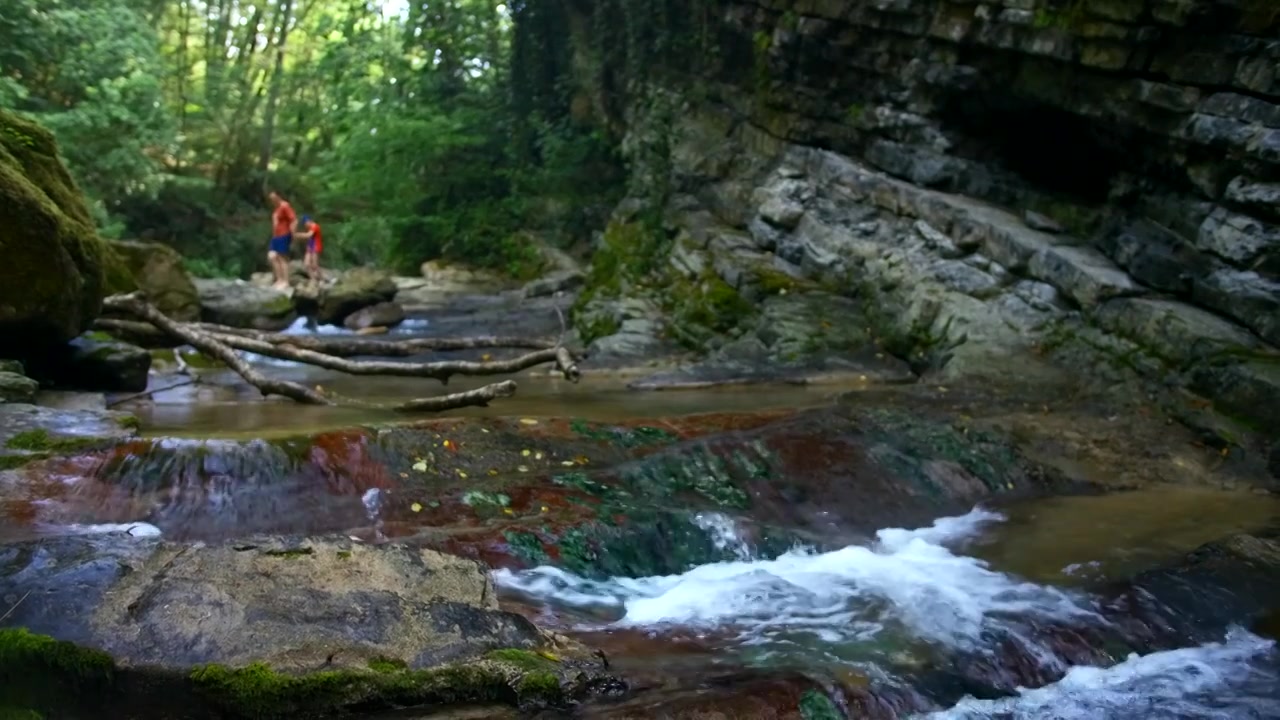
[105,293,333,405]
[101,293,581,412]
[205,332,575,384]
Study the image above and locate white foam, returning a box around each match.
[60,522,162,537]
[495,508,1098,650]
[923,628,1280,719]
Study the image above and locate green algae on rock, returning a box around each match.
[0,628,115,716]
[0,109,111,353]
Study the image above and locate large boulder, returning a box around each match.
[343,301,405,331]
[105,240,200,322]
[193,278,297,331]
[316,267,396,326]
[0,372,37,404]
[0,534,618,718]
[0,110,110,355]
[37,334,152,393]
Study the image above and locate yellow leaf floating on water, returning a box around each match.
[503,508,515,515]
[488,469,499,476]
[481,353,492,361]
[480,428,490,434]
[521,449,531,457]
[538,651,560,662]
[411,460,428,472]
[399,472,408,478]
[540,506,549,513]
[574,456,589,465]
[519,418,538,425]
[561,461,575,467]
[517,465,529,473]
[534,451,544,460]
[411,502,423,513]
[456,470,468,478]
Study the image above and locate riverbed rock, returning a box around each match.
[105,240,200,322]
[316,267,397,326]
[0,534,618,718]
[193,278,297,331]
[38,334,153,393]
[0,372,37,404]
[0,403,137,468]
[0,109,111,354]
[343,301,406,331]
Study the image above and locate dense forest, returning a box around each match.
[0,0,628,278]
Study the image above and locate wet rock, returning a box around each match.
[0,534,620,718]
[193,278,297,331]
[1101,219,1205,296]
[317,267,398,326]
[40,334,152,393]
[0,371,37,404]
[1190,360,1280,432]
[106,240,201,322]
[0,403,136,467]
[1024,210,1065,234]
[523,270,585,298]
[343,301,406,331]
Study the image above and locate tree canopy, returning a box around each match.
[0,0,624,278]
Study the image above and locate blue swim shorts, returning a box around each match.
[269,234,291,254]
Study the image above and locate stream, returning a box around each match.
[8,311,1280,719]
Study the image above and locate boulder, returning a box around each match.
[0,534,617,718]
[343,301,405,331]
[48,334,152,393]
[193,278,297,331]
[316,267,397,326]
[105,240,200,322]
[0,110,110,354]
[0,371,38,404]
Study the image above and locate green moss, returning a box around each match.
[189,653,562,718]
[262,547,314,559]
[367,657,408,674]
[571,219,671,340]
[799,689,843,720]
[0,628,116,713]
[4,429,104,453]
[0,453,45,471]
[665,271,755,350]
[0,110,108,345]
[484,649,554,672]
[115,415,141,432]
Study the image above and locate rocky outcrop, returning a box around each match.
[0,372,37,404]
[193,278,297,331]
[317,267,397,326]
[556,0,1280,437]
[106,240,201,322]
[0,534,619,718]
[0,110,110,354]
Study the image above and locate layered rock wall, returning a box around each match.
[570,0,1280,434]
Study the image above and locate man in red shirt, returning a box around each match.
[266,190,297,290]
[295,215,324,283]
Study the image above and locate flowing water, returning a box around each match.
[14,316,1280,717]
[496,502,1280,717]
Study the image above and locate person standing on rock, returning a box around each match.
[266,190,297,291]
[295,215,324,284]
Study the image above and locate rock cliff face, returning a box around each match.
[567,0,1280,435]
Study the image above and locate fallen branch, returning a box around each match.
[206,331,569,384]
[393,380,517,412]
[193,324,559,356]
[103,293,333,405]
[101,293,581,412]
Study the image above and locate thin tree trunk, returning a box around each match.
[259,0,295,179]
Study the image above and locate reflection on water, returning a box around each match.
[967,487,1280,585]
[131,370,853,438]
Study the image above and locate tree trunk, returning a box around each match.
[258,0,295,180]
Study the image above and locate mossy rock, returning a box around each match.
[0,371,38,404]
[106,240,201,322]
[0,110,109,354]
